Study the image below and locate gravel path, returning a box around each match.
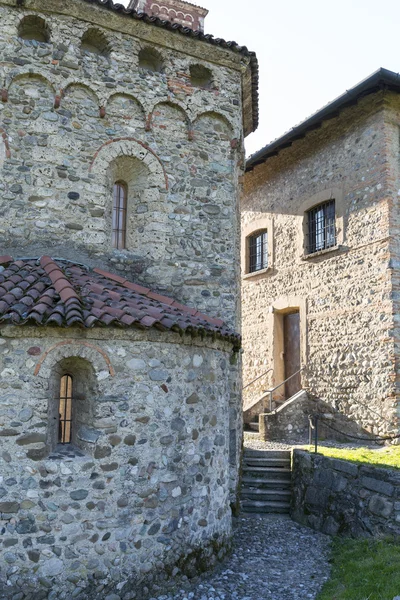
[153,515,331,600]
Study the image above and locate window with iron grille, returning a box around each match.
[112,181,127,249]
[306,200,336,254]
[59,374,72,444]
[248,231,268,273]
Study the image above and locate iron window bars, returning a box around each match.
[307,200,336,254]
[59,374,72,444]
[112,181,127,249]
[249,231,268,273]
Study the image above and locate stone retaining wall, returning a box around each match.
[292,449,400,537]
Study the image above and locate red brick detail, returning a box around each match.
[167,77,195,97]
[27,347,41,356]
[230,138,239,149]
[34,340,115,377]
[0,255,13,265]
[123,281,150,295]
[145,113,152,132]
[89,137,169,190]
[147,291,174,306]
[54,95,61,109]
[188,129,194,141]
[99,106,106,119]
[0,128,11,159]
[1,89,8,103]
[93,268,126,284]
[195,312,224,327]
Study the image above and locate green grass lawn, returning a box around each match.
[317,537,400,600]
[306,445,400,470]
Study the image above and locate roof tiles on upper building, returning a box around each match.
[0,256,240,349]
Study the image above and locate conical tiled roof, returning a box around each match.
[0,256,240,349]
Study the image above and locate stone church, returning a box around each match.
[0,0,258,598]
[242,68,400,441]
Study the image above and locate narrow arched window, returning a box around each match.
[112,181,127,249]
[59,374,73,444]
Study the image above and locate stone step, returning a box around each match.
[243,449,291,459]
[241,476,292,489]
[242,466,291,479]
[241,500,291,514]
[241,488,291,502]
[243,457,291,468]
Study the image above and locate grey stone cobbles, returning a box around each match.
[150,515,331,600]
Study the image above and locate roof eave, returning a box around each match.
[246,67,400,171]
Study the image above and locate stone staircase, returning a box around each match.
[241,449,292,514]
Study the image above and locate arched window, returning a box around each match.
[59,374,73,444]
[138,47,164,73]
[48,357,97,455]
[18,15,50,43]
[112,181,127,249]
[81,28,110,58]
[190,64,213,89]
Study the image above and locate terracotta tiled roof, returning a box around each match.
[0,256,240,349]
[81,0,259,132]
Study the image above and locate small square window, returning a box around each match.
[306,200,336,254]
[249,231,268,273]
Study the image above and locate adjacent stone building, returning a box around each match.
[242,69,400,440]
[0,0,258,598]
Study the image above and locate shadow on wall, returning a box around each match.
[254,393,378,444]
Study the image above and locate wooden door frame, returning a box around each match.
[269,296,307,403]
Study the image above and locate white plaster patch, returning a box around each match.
[1,368,15,379]
[193,354,203,367]
[97,370,109,381]
[172,487,181,497]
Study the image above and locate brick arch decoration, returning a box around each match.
[4,71,58,109]
[62,80,101,104]
[105,92,146,121]
[33,340,115,378]
[4,70,57,93]
[89,137,169,190]
[192,110,236,136]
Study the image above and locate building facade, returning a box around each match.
[242,69,400,441]
[0,0,258,598]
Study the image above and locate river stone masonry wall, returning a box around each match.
[0,325,236,599]
[292,449,400,538]
[0,0,255,597]
[0,0,247,330]
[242,93,398,436]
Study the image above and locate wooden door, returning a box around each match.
[283,312,301,399]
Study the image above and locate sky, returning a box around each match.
[119,0,400,157]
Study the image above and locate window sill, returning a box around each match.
[301,245,343,260]
[243,267,272,280]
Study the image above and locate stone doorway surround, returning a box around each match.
[270,296,307,403]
